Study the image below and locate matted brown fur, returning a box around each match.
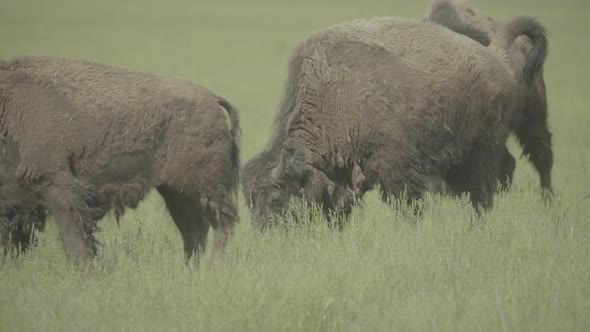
[426,0,553,197]
[242,16,547,229]
[0,57,240,263]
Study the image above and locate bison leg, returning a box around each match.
[515,116,554,198]
[377,176,428,219]
[324,188,355,230]
[0,203,47,256]
[303,167,355,229]
[211,219,234,256]
[498,146,516,192]
[364,156,427,216]
[43,183,98,264]
[380,186,425,218]
[445,146,501,214]
[157,185,209,261]
[203,196,238,256]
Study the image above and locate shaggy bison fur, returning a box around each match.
[0,56,240,263]
[426,0,553,197]
[242,16,547,229]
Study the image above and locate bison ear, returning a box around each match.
[272,148,305,182]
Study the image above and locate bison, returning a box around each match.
[426,0,554,197]
[0,56,240,263]
[242,16,547,229]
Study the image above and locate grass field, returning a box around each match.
[1,0,589,331]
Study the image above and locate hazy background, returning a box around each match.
[1,0,589,331]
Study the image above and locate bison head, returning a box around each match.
[243,147,306,230]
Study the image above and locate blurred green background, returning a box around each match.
[1,0,589,331]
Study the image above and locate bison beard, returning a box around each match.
[0,59,240,265]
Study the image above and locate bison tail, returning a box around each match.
[491,16,548,85]
[218,97,241,195]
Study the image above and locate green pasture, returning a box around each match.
[1,0,589,331]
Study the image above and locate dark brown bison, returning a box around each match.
[242,16,547,229]
[0,202,46,256]
[426,0,553,197]
[0,56,240,263]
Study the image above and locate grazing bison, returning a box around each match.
[426,0,553,197]
[242,16,547,229]
[0,202,46,255]
[0,57,240,263]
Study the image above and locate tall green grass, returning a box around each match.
[1,0,589,331]
[2,190,588,331]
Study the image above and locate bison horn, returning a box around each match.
[272,148,305,181]
[271,149,287,180]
